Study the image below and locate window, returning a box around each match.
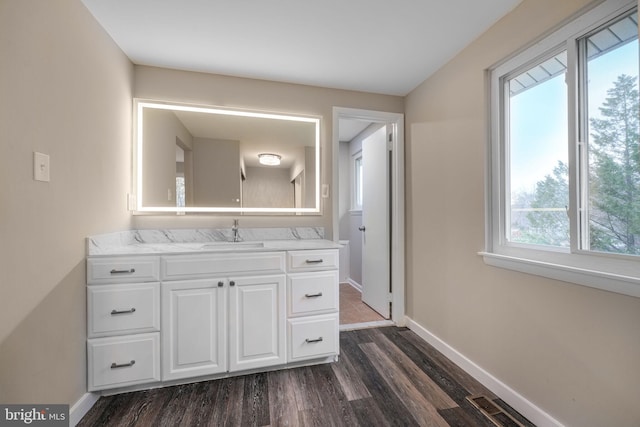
[581,13,640,255]
[486,0,640,297]
[353,153,363,210]
[176,176,185,208]
[507,50,569,248]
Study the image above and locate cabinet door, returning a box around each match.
[162,279,227,381]
[228,274,286,372]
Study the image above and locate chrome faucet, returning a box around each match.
[232,219,241,242]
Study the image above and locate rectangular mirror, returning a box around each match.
[134,100,321,214]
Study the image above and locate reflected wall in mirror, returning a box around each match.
[134,100,321,214]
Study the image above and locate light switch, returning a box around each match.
[127,193,137,211]
[322,184,330,198]
[33,152,50,182]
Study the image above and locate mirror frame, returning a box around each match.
[133,99,321,214]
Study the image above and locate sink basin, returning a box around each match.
[199,241,265,250]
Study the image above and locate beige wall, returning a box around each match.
[192,138,241,206]
[0,0,133,406]
[132,66,403,233]
[404,1,640,426]
[243,167,294,208]
[303,146,317,209]
[143,108,193,206]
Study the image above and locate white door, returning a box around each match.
[161,279,227,381]
[361,125,391,318]
[228,274,286,372]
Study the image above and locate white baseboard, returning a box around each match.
[405,316,564,427]
[344,279,362,292]
[340,319,394,331]
[69,392,100,426]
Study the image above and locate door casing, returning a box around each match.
[332,107,405,325]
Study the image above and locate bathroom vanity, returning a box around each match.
[86,228,340,393]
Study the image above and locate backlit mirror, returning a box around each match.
[134,100,320,214]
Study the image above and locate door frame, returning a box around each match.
[332,107,405,325]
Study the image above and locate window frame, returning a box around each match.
[483,0,640,298]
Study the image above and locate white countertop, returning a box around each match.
[87,228,340,257]
[88,239,341,257]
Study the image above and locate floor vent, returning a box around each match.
[466,396,526,427]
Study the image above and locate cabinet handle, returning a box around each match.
[218,281,224,287]
[110,308,136,315]
[230,280,236,287]
[305,259,323,264]
[305,337,324,343]
[305,292,323,298]
[110,268,136,274]
[110,360,136,369]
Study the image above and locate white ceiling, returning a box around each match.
[81,0,521,96]
[338,119,373,142]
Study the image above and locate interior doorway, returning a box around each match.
[332,107,405,328]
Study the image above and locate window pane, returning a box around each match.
[176,176,185,208]
[354,156,363,209]
[507,51,569,247]
[583,11,639,255]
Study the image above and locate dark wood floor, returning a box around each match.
[79,327,534,427]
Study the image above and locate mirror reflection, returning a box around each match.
[135,101,320,213]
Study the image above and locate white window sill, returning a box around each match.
[479,251,640,298]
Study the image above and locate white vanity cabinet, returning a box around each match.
[86,256,161,392]
[160,252,286,381]
[86,241,339,394]
[286,250,340,362]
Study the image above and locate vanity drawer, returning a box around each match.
[87,283,160,338]
[87,256,160,285]
[287,250,338,272]
[288,271,339,317]
[161,252,285,280]
[87,332,160,391]
[288,314,339,361]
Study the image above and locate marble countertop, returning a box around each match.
[87,227,341,257]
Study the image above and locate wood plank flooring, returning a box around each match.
[78,327,535,427]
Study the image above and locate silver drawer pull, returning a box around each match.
[305,337,324,344]
[110,308,136,315]
[110,360,135,369]
[305,292,323,298]
[110,268,136,274]
[305,259,324,264]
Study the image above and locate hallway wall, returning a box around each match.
[0,0,134,406]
